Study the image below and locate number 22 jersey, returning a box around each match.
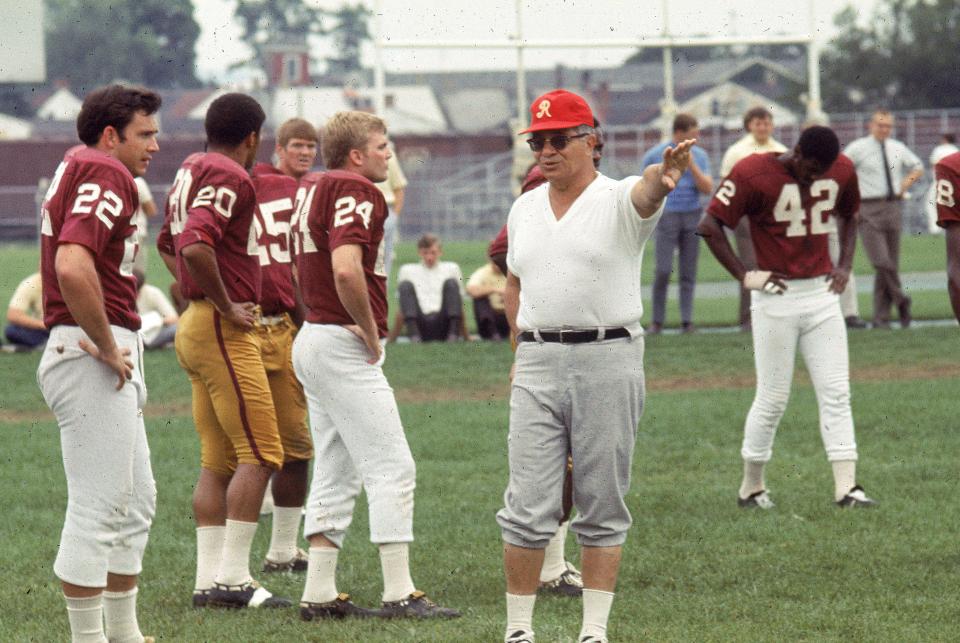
[707,152,860,279]
[292,170,389,336]
[40,146,141,330]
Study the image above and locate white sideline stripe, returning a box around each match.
[248,587,273,608]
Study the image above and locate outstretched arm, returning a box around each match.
[631,139,696,218]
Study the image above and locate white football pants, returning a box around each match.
[292,323,416,548]
[742,278,858,463]
[38,325,156,587]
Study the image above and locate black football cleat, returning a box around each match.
[538,562,583,597]
[379,591,461,619]
[207,580,292,609]
[737,489,775,509]
[192,589,210,608]
[300,593,381,620]
[836,485,878,508]
[262,548,309,573]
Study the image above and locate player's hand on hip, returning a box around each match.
[344,324,383,364]
[78,340,134,390]
[743,270,788,295]
[827,267,850,294]
[660,138,696,190]
[222,301,257,330]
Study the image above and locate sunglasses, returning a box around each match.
[526,133,590,152]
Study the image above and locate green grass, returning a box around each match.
[2,326,959,641]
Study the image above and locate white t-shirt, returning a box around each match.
[396,261,464,315]
[133,177,154,240]
[720,134,787,177]
[507,173,662,334]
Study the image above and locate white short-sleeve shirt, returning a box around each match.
[396,260,464,315]
[507,173,663,333]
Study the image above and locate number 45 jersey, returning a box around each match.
[250,165,298,316]
[292,169,389,337]
[159,152,261,304]
[40,146,142,331]
[707,152,860,279]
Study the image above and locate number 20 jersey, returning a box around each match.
[292,170,389,336]
[707,152,860,279]
[40,146,141,330]
[160,152,261,304]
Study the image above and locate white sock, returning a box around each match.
[215,519,258,586]
[579,589,615,641]
[301,546,340,604]
[379,543,416,602]
[739,460,766,498]
[102,588,143,643]
[195,526,225,592]
[505,592,536,638]
[266,506,302,563]
[64,594,107,643]
[832,460,857,502]
[539,523,569,582]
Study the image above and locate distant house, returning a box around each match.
[272,85,447,135]
[0,112,32,139]
[34,86,82,121]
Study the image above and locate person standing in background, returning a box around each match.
[844,109,923,329]
[131,176,156,276]
[643,113,713,334]
[5,271,47,349]
[720,107,788,332]
[376,150,408,285]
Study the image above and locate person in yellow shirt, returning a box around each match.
[466,260,509,340]
[5,272,47,349]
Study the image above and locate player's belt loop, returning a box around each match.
[596,327,606,341]
[532,329,545,344]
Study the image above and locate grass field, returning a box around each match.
[1,237,958,641]
[0,232,955,337]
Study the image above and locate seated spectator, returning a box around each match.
[5,271,47,350]
[135,270,178,349]
[390,233,468,342]
[466,260,509,340]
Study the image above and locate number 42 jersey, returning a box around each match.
[707,152,860,279]
[292,169,389,336]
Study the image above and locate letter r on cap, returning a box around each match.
[536,100,552,119]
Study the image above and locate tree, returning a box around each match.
[45,0,200,90]
[325,4,372,79]
[233,0,325,72]
[822,0,960,111]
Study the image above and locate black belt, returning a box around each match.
[517,327,630,344]
[861,196,897,203]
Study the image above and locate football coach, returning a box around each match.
[495,89,693,643]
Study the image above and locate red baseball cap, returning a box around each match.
[519,90,595,134]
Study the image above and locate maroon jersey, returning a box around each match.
[489,164,547,258]
[935,152,960,228]
[165,152,261,303]
[293,170,389,335]
[40,146,141,330]
[252,171,298,315]
[707,152,860,279]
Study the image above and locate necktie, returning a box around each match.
[879,140,895,201]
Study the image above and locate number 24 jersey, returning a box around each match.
[707,152,860,279]
[292,170,389,336]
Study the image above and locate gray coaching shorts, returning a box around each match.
[496,335,645,549]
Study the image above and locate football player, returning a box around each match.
[38,84,160,643]
[158,93,291,609]
[698,126,878,509]
[291,111,460,620]
[934,150,960,322]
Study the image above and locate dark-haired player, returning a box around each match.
[934,150,960,322]
[38,83,160,643]
[159,93,291,609]
[291,111,460,621]
[698,126,877,509]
